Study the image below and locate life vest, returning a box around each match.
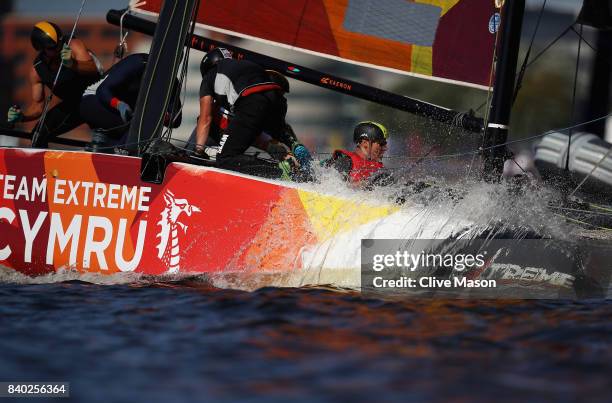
[333,149,384,183]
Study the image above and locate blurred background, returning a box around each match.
[0,0,610,170]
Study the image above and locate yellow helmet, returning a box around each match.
[31,21,64,51]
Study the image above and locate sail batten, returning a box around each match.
[133,0,498,90]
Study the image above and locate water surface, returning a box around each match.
[1,280,611,402]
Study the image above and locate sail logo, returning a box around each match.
[320,77,352,91]
[489,13,501,34]
[156,190,201,273]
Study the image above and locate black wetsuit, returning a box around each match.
[199,58,287,177]
[31,51,100,148]
[79,53,182,144]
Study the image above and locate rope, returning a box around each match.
[591,203,612,213]
[552,213,612,231]
[32,0,88,146]
[548,205,612,218]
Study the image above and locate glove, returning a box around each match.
[291,142,312,167]
[194,145,219,160]
[266,141,290,161]
[60,43,73,67]
[115,101,133,123]
[7,105,23,124]
[278,155,299,181]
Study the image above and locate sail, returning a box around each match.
[133,0,499,90]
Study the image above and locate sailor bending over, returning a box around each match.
[79,53,182,150]
[194,48,310,180]
[324,121,389,185]
[189,67,312,174]
[6,21,102,148]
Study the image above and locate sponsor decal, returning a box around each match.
[0,173,203,274]
[320,77,352,91]
[155,190,201,274]
[482,263,575,288]
[218,134,229,154]
[489,13,501,34]
[0,174,151,271]
[287,66,301,73]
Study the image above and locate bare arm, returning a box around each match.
[21,66,45,121]
[69,39,99,75]
[195,96,213,150]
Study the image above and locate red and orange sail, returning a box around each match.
[134,0,500,89]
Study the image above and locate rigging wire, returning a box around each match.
[32,0,88,147]
[342,112,612,162]
[159,0,201,144]
[471,21,572,115]
[512,0,547,104]
[565,23,583,171]
[526,25,573,68]
[570,26,612,68]
[467,0,505,177]
[567,145,612,198]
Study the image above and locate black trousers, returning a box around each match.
[79,95,124,132]
[31,99,84,148]
[216,90,286,178]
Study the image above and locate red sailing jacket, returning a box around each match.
[333,150,384,183]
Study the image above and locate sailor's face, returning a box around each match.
[369,141,387,161]
[43,46,59,59]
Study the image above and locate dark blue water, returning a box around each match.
[1,281,611,403]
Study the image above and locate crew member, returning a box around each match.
[194,47,306,180]
[324,121,389,184]
[191,67,311,169]
[6,21,102,147]
[79,53,182,149]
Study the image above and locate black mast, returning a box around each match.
[107,10,484,134]
[126,0,199,155]
[482,0,526,178]
[578,0,612,139]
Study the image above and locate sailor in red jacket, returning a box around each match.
[325,121,389,184]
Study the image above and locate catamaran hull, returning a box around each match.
[0,148,609,296]
[0,148,404,277]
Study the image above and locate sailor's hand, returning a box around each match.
[278,155,300,181]
[194,145,218,160]
[116,101,133,123]
[284,153,300,167]
[266,141,291,161]
[291,142,312,166]
[7,105,23,124]
[60,43,73,67]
